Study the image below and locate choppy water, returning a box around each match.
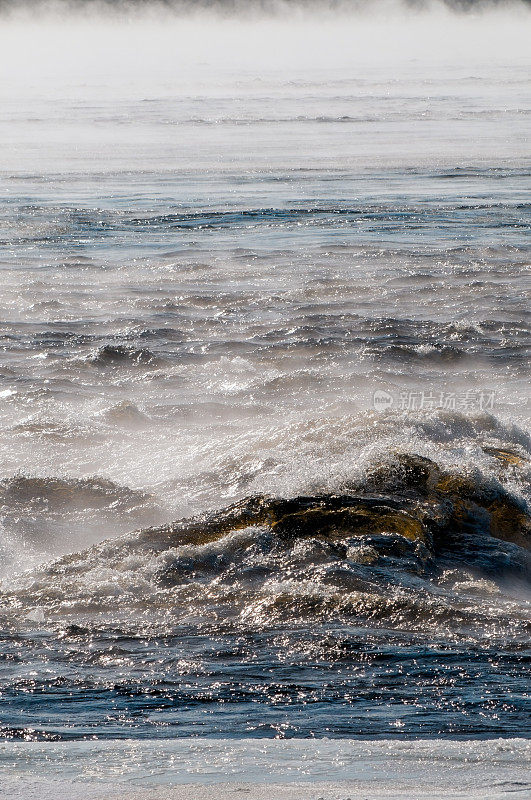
[0,3,530,749]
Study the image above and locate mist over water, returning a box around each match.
[0,0,530,760]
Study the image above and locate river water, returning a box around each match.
[0,4,529,788]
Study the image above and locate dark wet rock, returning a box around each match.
[143,454,529,565]
[432,472,531,551]
[38,454,528,590]
[271,504,425,543]
[354,453,442,498]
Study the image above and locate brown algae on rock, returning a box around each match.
[147,454,529,557]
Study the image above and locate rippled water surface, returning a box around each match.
[0,5,530,746]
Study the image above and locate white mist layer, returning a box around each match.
[2,4,530,95]
[0,5,529,176]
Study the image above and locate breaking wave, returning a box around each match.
[1,450,529,639]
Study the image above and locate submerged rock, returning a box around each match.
[89,344,165,368]
[0,475,153,512]
[482,446,528,468]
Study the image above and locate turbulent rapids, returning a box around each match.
[0,0,530,753]
[2,450,529,634]
[1,450,530,742]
